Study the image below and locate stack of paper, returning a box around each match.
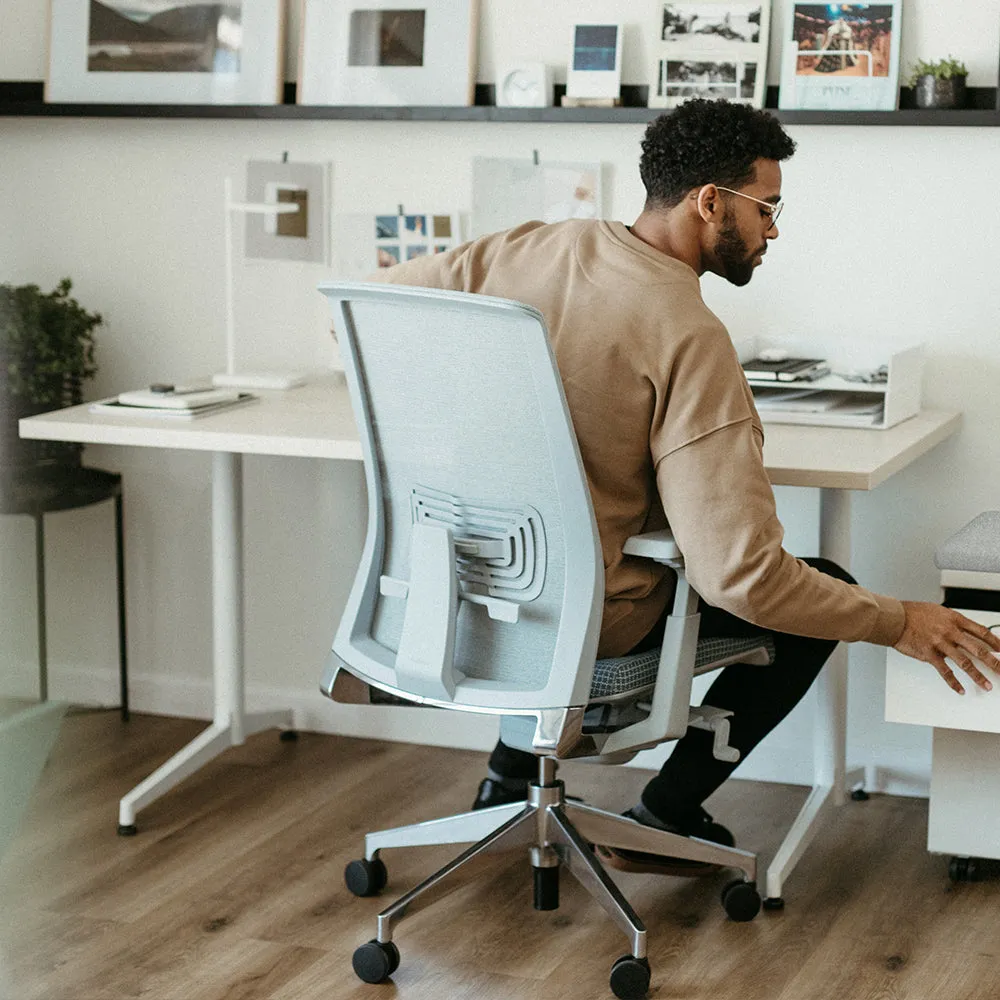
[90,386,257,420]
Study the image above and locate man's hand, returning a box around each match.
[894,601,1000,694]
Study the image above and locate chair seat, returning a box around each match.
[0,465,122,517]
[589,634,776,701]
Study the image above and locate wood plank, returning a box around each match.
[4,712,1000,1000]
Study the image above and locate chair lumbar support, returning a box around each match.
[344,755,760,999]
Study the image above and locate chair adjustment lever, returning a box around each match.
[687,705,740,763]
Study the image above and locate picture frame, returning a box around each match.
[298,0,479,106]
[46,0,285,105]
[566,24,623,99]
[778,2,901,111]
[647,1,771,110]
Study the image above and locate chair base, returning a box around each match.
[346,758,759,996]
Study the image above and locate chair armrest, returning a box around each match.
[623,530,683,565]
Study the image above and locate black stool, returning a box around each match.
[0,465,128,720]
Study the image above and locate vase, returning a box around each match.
[914,74,967,109]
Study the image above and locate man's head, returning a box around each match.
[638,99,796,285]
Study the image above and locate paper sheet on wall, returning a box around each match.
[332,211,466,279]
[471,158,604,238]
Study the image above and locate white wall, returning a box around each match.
[3,1,1000,795]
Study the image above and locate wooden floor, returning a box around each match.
[3,710,1000,1000]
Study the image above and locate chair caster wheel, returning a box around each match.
[279,729,298,742]
[763,896,785,911]
[352,939,399,983]
[117,823,137,837]
[949,856,981,882]
[609,954,650,999]
[721,879,761,921]
[345,857,388,896]
[850,787,870,801]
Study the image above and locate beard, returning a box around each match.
[715,208,761,287]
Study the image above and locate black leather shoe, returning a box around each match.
[596,807,735,877]
[471,777,528,810]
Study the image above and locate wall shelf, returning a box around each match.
[2,81,998,126]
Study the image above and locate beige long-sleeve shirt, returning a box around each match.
[367,219,906,657]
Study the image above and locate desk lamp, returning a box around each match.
[213,177,308,391]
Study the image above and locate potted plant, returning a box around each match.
[907,56,968,110]
[0,278,101,474]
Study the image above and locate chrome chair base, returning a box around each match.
[349,758,758,969]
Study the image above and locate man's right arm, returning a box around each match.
[655,420,1000,690]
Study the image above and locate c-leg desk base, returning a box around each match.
[117,452,293,834]
[765,487,860,905]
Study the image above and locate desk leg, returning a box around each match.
[117,452,294,833]
[765,487,862,903]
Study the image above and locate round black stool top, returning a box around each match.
[0,465,122,517]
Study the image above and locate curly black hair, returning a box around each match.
[639,99,796,209]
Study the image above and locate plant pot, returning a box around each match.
[914,74,967,109]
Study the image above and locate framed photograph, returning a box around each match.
[778,3,901,111]
[298,0,479,106]
[46,0,285,104]
[566,24,623,99]
[648,2,770,109]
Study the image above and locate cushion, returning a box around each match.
[589,634,776,701]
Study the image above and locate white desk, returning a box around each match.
[21,385,960,896]
[760,410,961,903]
[20,377,361,833]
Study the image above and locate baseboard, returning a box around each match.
[48,666,930,796]
[50,665,500,753]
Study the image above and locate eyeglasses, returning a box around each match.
[714,186,783,228]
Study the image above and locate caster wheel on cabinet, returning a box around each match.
[850,788,870,801]
[949,856,981,882]
[721,879,762,922]
[345,857,388,897]
[117,823,138,837]
[279,730,299,742]
[609,954,651,1000]
[762,896,785,911]
[352,939,400,983]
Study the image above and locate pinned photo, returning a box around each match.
[405,215,428,235]
[406,245,429,259]
[432,215,453,238]
[376,215,399,239]
[377,245,400,267]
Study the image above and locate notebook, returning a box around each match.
[90,393,257,420]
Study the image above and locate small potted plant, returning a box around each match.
[907,56,968,110]
[0,278,101,473]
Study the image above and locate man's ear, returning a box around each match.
[695,184,721,225]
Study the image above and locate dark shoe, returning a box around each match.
[595,807,734,877]
[472,777,528,810]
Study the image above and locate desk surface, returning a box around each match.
[19,375,364,461]
[20,376,960,490]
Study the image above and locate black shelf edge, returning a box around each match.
[2,80,998,126]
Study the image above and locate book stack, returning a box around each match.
[742,357,830,382]
[90,386,257,420]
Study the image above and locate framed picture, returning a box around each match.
[648,2,771,109]
[46,0,285,104]
[778,2,901,111]
[298,0,479,106]
[566,24,623,99]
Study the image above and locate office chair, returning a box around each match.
[318,283,773,1000]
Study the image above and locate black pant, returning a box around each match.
[488,557,855,823]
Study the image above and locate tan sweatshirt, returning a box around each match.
[366,219,906,657]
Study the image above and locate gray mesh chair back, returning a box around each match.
[319,282,604,717]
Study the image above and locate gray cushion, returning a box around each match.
[589,634,776,700]
[935,512,1000,573]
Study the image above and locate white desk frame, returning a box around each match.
[20,377,362,831]
[21,386,959,890]
[760,409,961,901]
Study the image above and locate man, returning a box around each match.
[368,99,1000,873]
